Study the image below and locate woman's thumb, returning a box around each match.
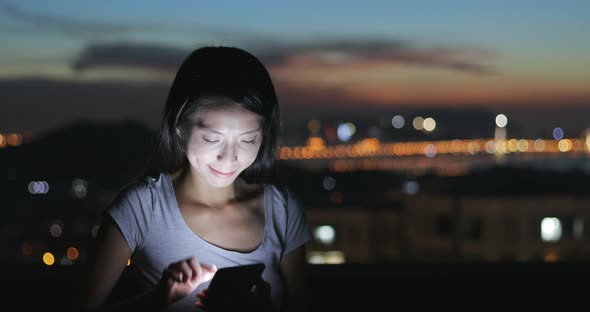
[196,263,217,284]
[202,263,217,274]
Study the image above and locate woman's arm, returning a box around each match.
[279,245,309,312]
[69,217,167,312]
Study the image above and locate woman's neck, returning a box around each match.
[172,167,237,208]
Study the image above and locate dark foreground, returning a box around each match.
[5,262,590,311]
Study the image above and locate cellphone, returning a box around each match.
[206,263,266,297]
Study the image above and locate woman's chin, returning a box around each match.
[205,176,237,188]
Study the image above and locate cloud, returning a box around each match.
[3,5,495,76]
[72,42,188,72]
[71,39,496,76]
[256,40,496,75]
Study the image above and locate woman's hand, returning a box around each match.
[158,256,217,305]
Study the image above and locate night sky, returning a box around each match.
[1,1,589,137]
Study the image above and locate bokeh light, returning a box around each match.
[314,225,336,245]
[553,127,564,140]
[423,117,436,132]
[67,247,79,260]
[337,123,356,142]
[43,252,55,266]
[322,176,336,191]
[495,114,508,128]
[392,115,405,129]
[541,217,562,242]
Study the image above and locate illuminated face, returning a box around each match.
[183,104,263,188]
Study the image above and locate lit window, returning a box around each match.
[541,217,562,242]
[314,225,336,245]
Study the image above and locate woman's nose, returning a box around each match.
[216,143,238,162]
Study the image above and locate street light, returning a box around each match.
[494,113,507,163]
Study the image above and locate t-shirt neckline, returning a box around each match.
[164,172,269,256]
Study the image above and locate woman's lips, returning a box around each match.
[209,166,236,178]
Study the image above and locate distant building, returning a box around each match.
[304,194,590,263]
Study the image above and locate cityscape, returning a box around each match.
[2,110,589,266]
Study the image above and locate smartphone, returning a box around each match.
[206,263,266,297]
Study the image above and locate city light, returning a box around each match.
[43,252,55,266]
[558,139,572,152]
[423,117,436,132]
[392,115,405,129]
[7,133,23,146]
[403,181,420,195]
[49,223,63,238]
[534,139,546,151]
[413,117,424,130]
[517,139,529,152]
[541,217,562,242]
[424,144,437,158]
[28,181,49,194]
[67,247,79,260]
[278,137,585,162]
[495,114,508,128]
[337,123,356,142]
[314,225,336,245]
[307,251,345,264]
[322,176,336,191]
[553,127,564,140]
[72,178,88,198]
[468,142,480,155]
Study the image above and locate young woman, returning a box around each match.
[71,46,312,312]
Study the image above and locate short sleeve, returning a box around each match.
[283,187,313,255]
[105,179,154,252]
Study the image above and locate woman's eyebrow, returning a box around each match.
[198,126,261,135]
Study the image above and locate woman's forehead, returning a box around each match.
[191,107,262,132]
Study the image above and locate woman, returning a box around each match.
[72,46,312,312]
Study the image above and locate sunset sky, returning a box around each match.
[1,0,589,135]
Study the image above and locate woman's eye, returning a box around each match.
[242,139,257,144]
[202,138,219,144]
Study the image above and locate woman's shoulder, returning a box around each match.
[113,172,166,199]
[264,182,301,209]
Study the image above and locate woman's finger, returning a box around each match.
[179,260,192,282]
[165,268,183,282]
[188,257,200,281]
[196,289,209,300]
[194,263,216,284]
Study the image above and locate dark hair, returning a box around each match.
[143,46,281,184]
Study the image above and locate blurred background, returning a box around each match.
[1,0,589,310]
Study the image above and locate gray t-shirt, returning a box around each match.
[107,172,312,311]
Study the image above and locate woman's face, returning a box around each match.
[182,104,263,188]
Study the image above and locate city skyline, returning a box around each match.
[1,1,589,135]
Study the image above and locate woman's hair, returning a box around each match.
[142,46,281,184]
